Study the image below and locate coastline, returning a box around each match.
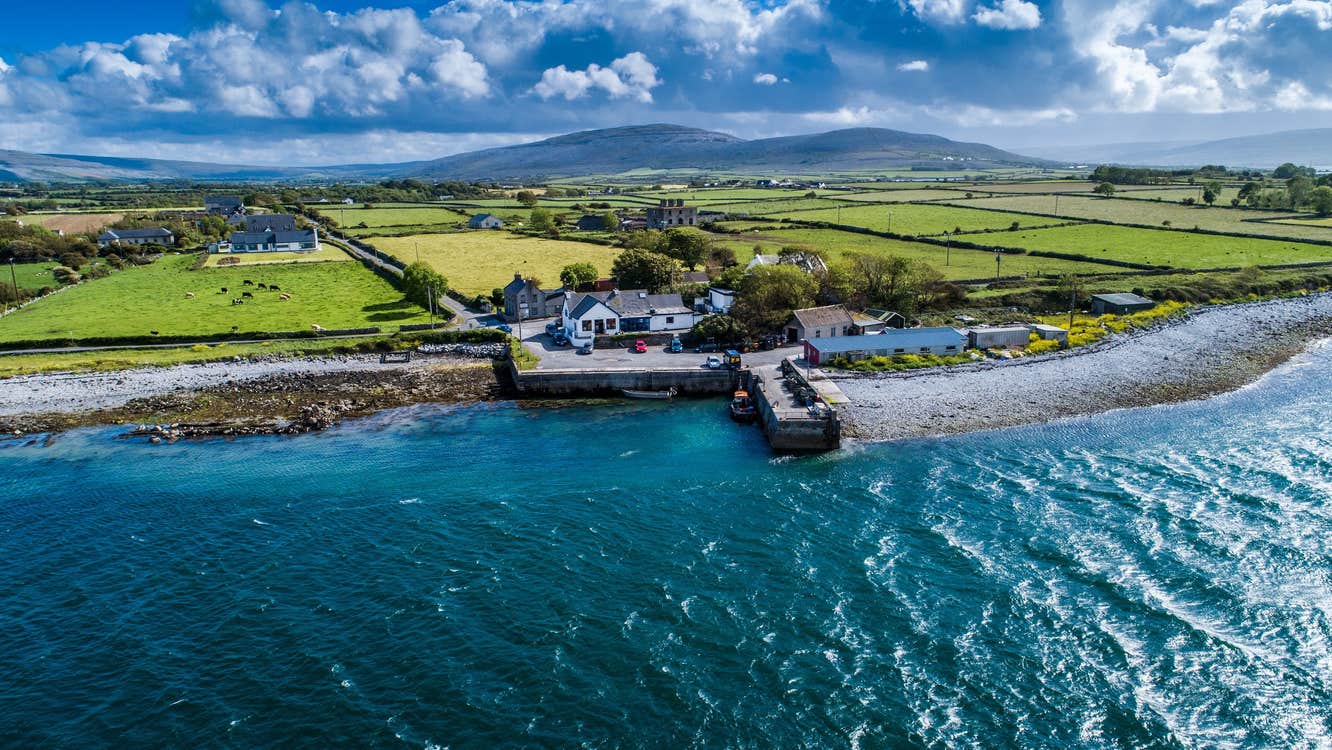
[5,294,1332,443]
[833,293,1332,443]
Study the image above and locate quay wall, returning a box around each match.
[510,364,739,396]
[748,367,842,453]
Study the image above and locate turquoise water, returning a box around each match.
[4,349,1332,747]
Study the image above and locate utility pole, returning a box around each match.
[945,232,951,267]
[8,258,17,314]
[427,283,435,328]
[995,250,1001,280]
[1068,286,1077,331]
[414,241,420,264]
[1054,194,1060,214]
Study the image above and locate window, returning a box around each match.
[606,319,617,330]
[814,330,821,338]
[894,348,904,354]
[919,348,929,353]
[666,316,674,324]
[582,320,592,332]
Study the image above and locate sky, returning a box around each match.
[1,0,1331,166]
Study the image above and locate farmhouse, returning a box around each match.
[1090,292,1156,316]
[503,273,564,321]
[786,305,854,343]
[96,228,174,248]
[228,213,298,232]
[205,196,244,216]
[803,327,969,366]
[214,227,320,254]
[646,199,698,229]
[468,213,504,230]
[562,289,696,345]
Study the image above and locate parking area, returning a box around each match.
[513,316,798,370]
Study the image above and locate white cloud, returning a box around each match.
[903,0,971,24]
[973,0,1042,30]
[533,52,661,103]
[897,60,931,72]
[754,72,779,85]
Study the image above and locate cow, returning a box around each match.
[232,298,244,305]
[243,280,254,286]
[269,285,281,292]
[257,283,267,290]
[278,293,291,301]
[311,324,325,332]
[150,330,159,335]
[184,292,195,299]
[242,291,253,298]
[219,287,228,293]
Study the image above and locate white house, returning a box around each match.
[213,227,320,254]
[468,213,504,229]
[561,289,696,345]
[705,287,736,314]
[97,227,175,248]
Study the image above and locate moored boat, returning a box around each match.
[622,387,677,400]
[729,390,757,422]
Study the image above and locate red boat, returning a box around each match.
[729,390,757,423]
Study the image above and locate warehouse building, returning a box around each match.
[803,327,968,366]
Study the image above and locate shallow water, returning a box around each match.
[4,347,1332,747]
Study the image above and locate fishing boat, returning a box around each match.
[729,390,757,422]
[622,387,677,400]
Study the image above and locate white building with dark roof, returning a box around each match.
[96,228,175,248]
[213,227,320,254]
[561,289,696,345]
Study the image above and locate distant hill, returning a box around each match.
[0,123,1047,183]
[398,124,1046,180]
[1027,128,1332,170]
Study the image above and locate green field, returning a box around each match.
[711,227,1117,280]
[982,224,1332,269]
[708,198,854,215]
[839,189,971,202]
[957,195,1330,242]
[371,232,619,296]
[767,202,1074,236]
[1272,216,1332,227]
[202,244,351,267]
[8,263,62,291]
[0,253,428,343]
[332,206,469,228]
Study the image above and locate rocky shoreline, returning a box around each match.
[0,356,500,440]
[833,294,1332,443]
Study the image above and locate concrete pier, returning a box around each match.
[509,362,739,396]
[747,361,841,452]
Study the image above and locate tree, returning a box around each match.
[660,228,710,270]
[611,248,680,292]
[515,190,539,207]
[401,261,448,310]
[690,314,748,344]
[1202,180,1221,205]
[528,208,555,233]
[1093,181,1116,196]
[1287,175,1314,209]
[731,265,817,333]
[601,211,619,231]
[559,261,599,288]
[1311,186,1332,216]
[1274,162,1300,179]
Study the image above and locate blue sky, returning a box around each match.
[1,0,1331,165]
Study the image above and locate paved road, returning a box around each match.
[515,317,801,370]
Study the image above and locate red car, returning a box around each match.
[633,340,648,353]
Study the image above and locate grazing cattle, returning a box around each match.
[269,285,280,292]
[231,326,239,332]
[184,292,195,299]
[311,324,325,332]
[150,330,159,335]
[243,279,254,286]
[278,293,291,301]
[242,291,253,298]
[232,298,244,305]
[257,283,267,290]
[220,287,228,293]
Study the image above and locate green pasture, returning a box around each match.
[766,202,1073,235]
[202,244,351,267]
[372,232,619,296]
[0,253,428,343]
[838,189,971,202]
[982,224,1332,269]
[7,263,62,292]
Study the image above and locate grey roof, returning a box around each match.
[1091,292,1155,306]
[681,271,710,284]
[808,327,968,354]
[228,228,317,244]
[566,290,690,318]
[239,214,297,232]
[99,228,173,240]
[792,305,854,330]
[468,213,502,226]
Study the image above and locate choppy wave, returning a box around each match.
[4,350,1332,746]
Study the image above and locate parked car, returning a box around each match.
[553,333,570,346]
[545,322,560,336]
[633,339,648,353]
[577,343,593,355]
[706,355,722,370]
[495,323,513,334]
[696,342,719,353]
[669,338,683,353]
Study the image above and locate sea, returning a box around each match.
[4,346,1332,748]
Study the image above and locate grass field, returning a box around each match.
[628,188,839,201]
[202,244,351,267]
[711,227,1117,279]
[708,198,855,215]
[331,206,469,229]
[839,189,971,202]
[767,202,1074,236]
[8,263,62,291]
[0,253,428,343]
[1269,216,1332,227]
[956,195,1331,242]
[982,224,1332,269]
[371,232,619,296]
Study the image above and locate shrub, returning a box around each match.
[1027,338,1062,355]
